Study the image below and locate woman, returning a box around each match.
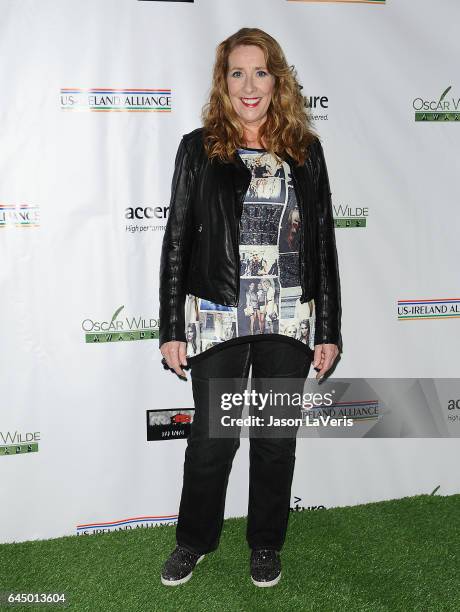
[159,27,342,588]
[185,323,198,356]
[262,278,277,333]
[298,318,311,346]
[245,281,259,335]
[256,281,266,333]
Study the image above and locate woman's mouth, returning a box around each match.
[240,97,261,108]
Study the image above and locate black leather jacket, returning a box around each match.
[159,127,342,352]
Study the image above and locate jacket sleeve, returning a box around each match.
[159,136,196,349]
[314,138,343,353]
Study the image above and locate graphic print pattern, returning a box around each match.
[184,148,315,358]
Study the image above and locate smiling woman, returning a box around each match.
[226,45,275,147]
[159,26,342,590]
[227,45,275,133]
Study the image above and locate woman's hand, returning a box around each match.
[160,341,188,379]
[313,343,339,380]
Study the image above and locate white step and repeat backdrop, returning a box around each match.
[1,0,459,543]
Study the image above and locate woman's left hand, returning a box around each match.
[313,344,339,380]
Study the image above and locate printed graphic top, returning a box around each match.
[184,146,315,362]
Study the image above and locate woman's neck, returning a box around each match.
[242,129,266,150]
[245,142,263,149]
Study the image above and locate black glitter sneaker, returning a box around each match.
[160,545,205,586]
[250,548,281,587]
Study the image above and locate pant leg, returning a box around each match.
[246,340,312,552]
[175,342,252,555]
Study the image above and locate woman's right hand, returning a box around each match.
[160,341,188,379]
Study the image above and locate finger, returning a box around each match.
[173,365,187,379]
[313,346,323,368]
[178,342,188,367]
[316,365,328,380]
[169,351,187,379]
[316,357,334,380]
[170,358,187,378]
[323,348,338,368]
[162,350,175,371]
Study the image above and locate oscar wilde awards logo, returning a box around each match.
[0,430,41,457]
[333,203,369,228]
[413,85,460,122]
[82,305,159,342]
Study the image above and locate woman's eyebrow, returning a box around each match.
[229,66,267,71]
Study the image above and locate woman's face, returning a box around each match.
[226,44,275,132]
[290,209,300,230]
[300,322,309,338]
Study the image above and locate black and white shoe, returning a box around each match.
[250,548,282,587]
[160,545,205,586]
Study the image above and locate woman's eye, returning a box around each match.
[230,70,268,78]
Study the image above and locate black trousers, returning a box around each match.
[176,339,313,555]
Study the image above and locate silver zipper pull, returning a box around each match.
[197,224,202,232]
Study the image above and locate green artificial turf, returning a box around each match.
[1,493,459,612]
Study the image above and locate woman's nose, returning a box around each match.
[241,77,256,95]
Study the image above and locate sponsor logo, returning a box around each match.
[0,203,40,228]
[125,204,168,234]
[333,204,368,228]
[398,298,460,320]
[307,94,329,121]
[413,86,460,122]
[304,399,379,421]
[82,305,159,342]
[60,88,171,112]
[290,496,326,512]
[1,431,40,456]
[76,514,178,535]
[147,409,194,440]
[447,399,460,423]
